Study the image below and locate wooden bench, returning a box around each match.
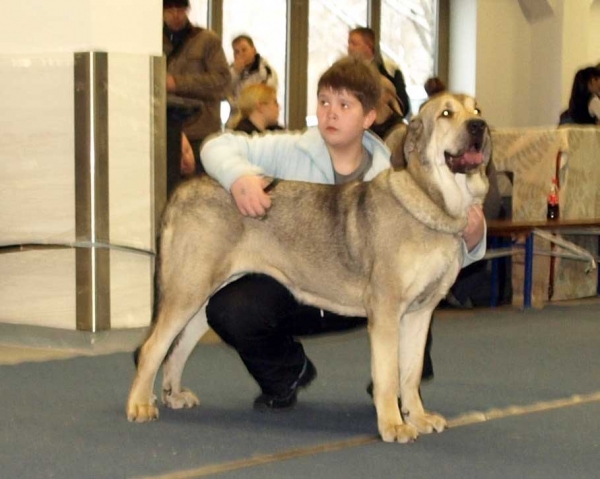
[486,219,600,308]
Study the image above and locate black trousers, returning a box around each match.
[206,274,433,395]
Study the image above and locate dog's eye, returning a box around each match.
[474,108,482,116]
[441,109,453,118]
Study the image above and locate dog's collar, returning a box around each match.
[263,178,281,193]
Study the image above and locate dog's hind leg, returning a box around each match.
[126,294,204,422]
[398,305,447,434]
[161,305,209,409]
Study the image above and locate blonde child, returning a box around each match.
[230,83,282,133]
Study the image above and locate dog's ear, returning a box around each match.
[403,117,424,160]
[383,123,408,170]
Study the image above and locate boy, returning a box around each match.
[200,57,485,410]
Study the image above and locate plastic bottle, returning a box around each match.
[546,178,559,220]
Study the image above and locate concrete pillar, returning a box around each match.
[0,0,165,331]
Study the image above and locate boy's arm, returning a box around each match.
[200,132,265,191]
[201,131,299,216]
[461,205,487,267]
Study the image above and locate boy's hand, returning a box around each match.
[230,176,272,217]
[462,205,485,252]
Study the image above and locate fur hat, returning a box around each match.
[375,74,403,123]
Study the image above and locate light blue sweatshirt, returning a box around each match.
[200,127,485,266]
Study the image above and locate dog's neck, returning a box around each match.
[387,169,467,234]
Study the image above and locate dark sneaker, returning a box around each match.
[253,359,317,411]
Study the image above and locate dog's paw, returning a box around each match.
[379,422,419,443]
[404,410,447,434]
[162,388,200,409]
[127,395,159,423]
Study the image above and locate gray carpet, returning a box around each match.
[1,302,599,478]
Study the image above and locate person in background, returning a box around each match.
[424,76,447,97]
[227,34,279,128]
[163,0,231,176]
[560,66,600,125]
[370,74,405,141]
[230,83,283,134]
[200,57,486,411]
[348,26,411,118]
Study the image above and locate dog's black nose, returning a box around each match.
[467,119,487,135]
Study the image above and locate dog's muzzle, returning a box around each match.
[444,119,487,174]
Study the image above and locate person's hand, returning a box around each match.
[180,133,195,175]
[166,74,177,93]
[232,57,248,74]
[462,205,485,252]
[230,176,271,217]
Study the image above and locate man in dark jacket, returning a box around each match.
[163,0,231,180]
[348,27,411,119]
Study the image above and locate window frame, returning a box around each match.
[200,0,444,129]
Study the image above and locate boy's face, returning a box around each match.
[316,87,376,149]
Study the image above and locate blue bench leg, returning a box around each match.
[489,236,499,307]
[524,233,534,308]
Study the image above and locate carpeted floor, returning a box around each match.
[1,302,599,479]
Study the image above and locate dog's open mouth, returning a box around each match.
[444,144,484,174]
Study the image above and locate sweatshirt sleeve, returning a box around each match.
[460,220,487,267]
[200,131,301,191]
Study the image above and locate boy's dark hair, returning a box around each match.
[232,34,255,48]
[317,56,381,112]
[163,0,190,8]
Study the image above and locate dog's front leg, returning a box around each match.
[399,307,447,434]
[369,301,418,443]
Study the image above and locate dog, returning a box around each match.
[126,93,491,444]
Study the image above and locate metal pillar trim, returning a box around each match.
[208,0,224,37]
[368,0,381,41]
[286,0,309,130]
[74,51,111,332]
[151,55,167,242]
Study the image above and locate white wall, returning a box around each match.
[0,0,162,55]
[448,0,477,96]
[450,0,600,128]
[561,0,600,105]
[476,0,532,128]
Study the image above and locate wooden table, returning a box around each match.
[487,219,600,308]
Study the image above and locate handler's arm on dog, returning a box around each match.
[230,175,272,217]
[461,205,486,265]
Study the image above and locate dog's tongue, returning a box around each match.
[462,151,484,166]
[448,150,484,173]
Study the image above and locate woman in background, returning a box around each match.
[562,66,600,125]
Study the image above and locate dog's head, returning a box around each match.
[399,93,491,213]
